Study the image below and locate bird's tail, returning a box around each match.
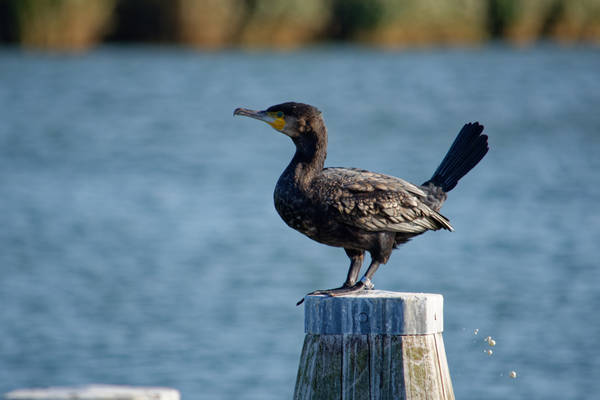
[423,122,488,192]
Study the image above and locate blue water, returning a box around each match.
[1,45,599,399]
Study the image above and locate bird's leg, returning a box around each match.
[342,249,364,287]
[327,260,380,298]
[330,233,392,295]
[310,250,364,293]
[354,259,381,291]
[296,249,364,306]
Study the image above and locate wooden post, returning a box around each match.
[294,291,454,400]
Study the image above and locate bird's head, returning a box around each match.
[233,102,324,140]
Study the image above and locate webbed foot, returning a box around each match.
[296,278,374,306]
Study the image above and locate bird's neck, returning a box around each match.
[286,126,327,189]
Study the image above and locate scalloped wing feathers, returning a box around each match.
[315,168,453,233]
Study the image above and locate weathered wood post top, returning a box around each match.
[304,290,443,335]
[295,290,454,400]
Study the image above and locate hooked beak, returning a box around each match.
[233,107,275,124]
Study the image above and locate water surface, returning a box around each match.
[1,45,599,399]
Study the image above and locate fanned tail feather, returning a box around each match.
[424,122,488,192]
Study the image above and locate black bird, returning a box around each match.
[234,102,488,304]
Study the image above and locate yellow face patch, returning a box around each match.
[267,111,286,131]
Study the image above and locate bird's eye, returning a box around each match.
[277,111,284,118]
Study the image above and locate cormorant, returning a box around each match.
[234,102,488,304]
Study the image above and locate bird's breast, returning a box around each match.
[273,182,321,237]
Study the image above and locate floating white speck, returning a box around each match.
[484,336,496,346]
[474,328,479,335]
[509,370,517,378]
[485,349,493,355]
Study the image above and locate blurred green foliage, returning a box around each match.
[328,0,385,39]
[0,0,116,49]
[488,0,520,37]
[0,0,599,49]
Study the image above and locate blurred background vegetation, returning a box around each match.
[1,0,599,50]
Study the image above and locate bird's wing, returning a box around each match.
[316,168,453,233]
